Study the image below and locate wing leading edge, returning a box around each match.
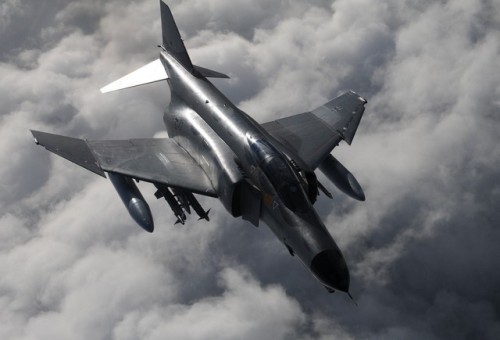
[262,91,367,170]
[31,130,216,196]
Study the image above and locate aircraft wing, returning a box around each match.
[261,91,367,170]
[31,130,217,196]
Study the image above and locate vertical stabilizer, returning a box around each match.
[160,1,193,71]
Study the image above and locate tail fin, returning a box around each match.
[160,1,193,71]
[99,1,229,93]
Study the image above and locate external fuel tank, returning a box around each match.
[108,172,155,232]
[318,154,365,201]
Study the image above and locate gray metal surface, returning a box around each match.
[87,138,217,196]
[164,92,244,215]
[31,130,216,196]
[100,59,168,93]
[31,1,369,295]
[31,130,105,177]
[108,172,154,232]
[160,46,352,291]
[319,154,365,201]
[261,91,367,169]
[160,0,192,70]
[193,65,229,79]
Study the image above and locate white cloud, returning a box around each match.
[112,268,304,340]
[1,0,500,339]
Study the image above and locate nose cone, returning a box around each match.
[310,249,350,292]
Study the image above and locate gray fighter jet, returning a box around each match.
[31,1,367,296]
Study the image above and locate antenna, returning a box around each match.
[347,291,358,306]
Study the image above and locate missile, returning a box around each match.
[154,184,186,224]
[185,192,210,221]
[108,172,154,232]
[170,187,191,214]
[318,154,365,201]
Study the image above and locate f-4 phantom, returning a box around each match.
[31,1,367,296]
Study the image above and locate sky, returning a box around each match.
[1,0,499,339]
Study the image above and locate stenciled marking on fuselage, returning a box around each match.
[157,152,171,168]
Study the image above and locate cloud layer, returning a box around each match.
[1,0,499,339]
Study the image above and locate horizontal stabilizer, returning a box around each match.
[100,59,168,93]
[193,65,229,79]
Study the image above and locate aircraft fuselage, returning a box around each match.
[31,1,368,296]
[160,51,350,292]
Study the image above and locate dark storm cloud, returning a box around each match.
[1,0,500,339]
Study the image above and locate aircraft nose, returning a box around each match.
[310,249,350,292]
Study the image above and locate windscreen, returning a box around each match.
[249,138,309,212]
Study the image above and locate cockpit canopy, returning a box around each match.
[248,136,310,213]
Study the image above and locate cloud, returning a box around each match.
[1,0,500,339]
[112,268,305,340]
[0,0,23,30]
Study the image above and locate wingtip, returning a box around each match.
[30,130,42,144]
[31,131,40,145]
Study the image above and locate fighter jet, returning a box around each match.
[31,1,367,296]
